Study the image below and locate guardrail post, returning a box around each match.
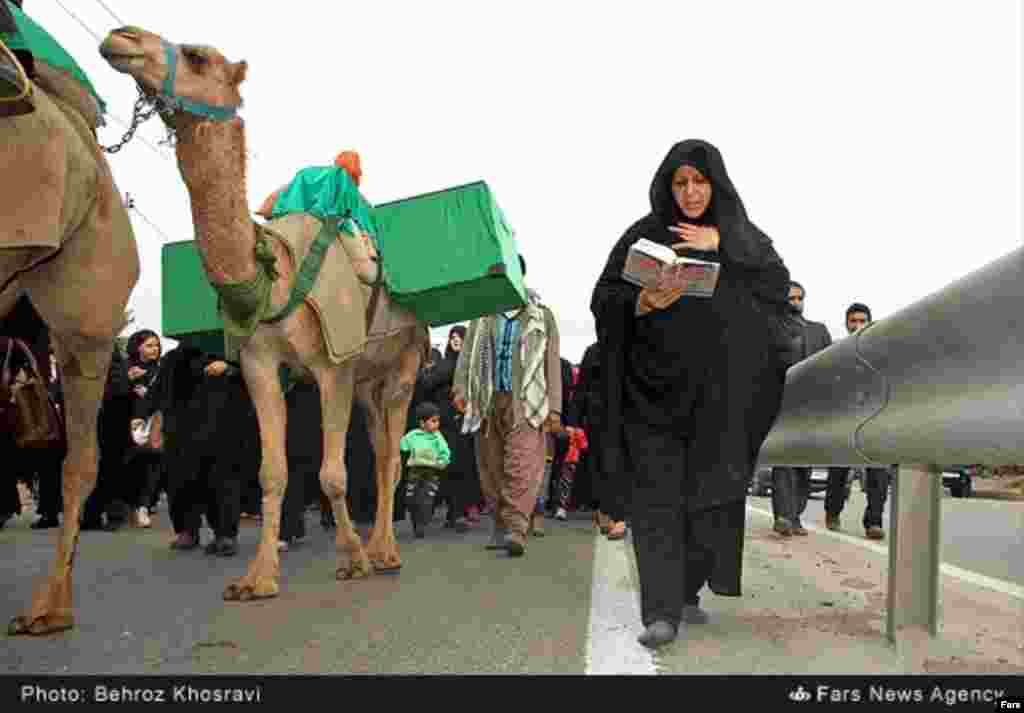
[886,463,942,643]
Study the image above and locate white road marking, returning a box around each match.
[746,504,1024,600]
[585,531,658,675]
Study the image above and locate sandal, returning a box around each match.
[606,521,627,540]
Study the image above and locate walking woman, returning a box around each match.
[590,139,791,648]
[124,329,163,526]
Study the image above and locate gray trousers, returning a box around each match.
[771,467,810,527]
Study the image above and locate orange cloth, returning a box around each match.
[334,150,362,186]
[565,426,589,464]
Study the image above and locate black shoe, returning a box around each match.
[31,517,59,530]
[205,536,238,557]
[638,620,677,649]
[80,519,103,531]
[681,604,709,625]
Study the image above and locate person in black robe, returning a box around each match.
[590,139,791,648]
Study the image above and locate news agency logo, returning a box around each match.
[789,685,812,703]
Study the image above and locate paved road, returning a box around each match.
[1,509,597,675]
[2,491,1020,675]
[749,488,1024,587]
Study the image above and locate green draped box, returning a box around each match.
[160,180,525,343]
[373,181,527,326]
[161,240,225,354]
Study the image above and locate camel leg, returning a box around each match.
[223,350,286,602]
[313,363,371,580]
[9,334,110,636]
[364,340,421,571]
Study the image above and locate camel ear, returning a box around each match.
[231,60,248,86]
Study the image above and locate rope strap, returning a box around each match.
[262,217,339,325]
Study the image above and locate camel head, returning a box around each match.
[99,26,247,126]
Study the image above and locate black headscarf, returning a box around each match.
[590,139,792,508]
[444,325,466,362]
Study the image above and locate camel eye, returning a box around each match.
[182,49,207,66]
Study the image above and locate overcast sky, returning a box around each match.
[25,1,1021,363]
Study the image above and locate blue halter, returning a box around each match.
[160,39,239,121]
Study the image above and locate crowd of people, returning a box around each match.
[1,137,892,652]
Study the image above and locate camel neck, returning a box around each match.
[174,117,256,285]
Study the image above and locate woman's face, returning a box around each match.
[139,336,161,363]
[449,333,463,352]
[672,164,712,220]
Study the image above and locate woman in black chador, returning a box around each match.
[591,139,791,648]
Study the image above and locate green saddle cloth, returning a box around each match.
[271,165,379,247]
[1,3,106,114]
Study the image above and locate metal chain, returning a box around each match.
[100,87,178,154]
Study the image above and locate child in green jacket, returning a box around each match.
[400,402,451,538]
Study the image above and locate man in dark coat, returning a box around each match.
[770,280,832,536]
[824,302,891,540]
[590,139,791,648]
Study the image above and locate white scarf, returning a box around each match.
[461,289,549,433]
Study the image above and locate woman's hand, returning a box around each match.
[669,223,720,252]
[131,419,145,431]
[127,366,146,381]
[543,412,562,434]
[637,284,687,316]
[204,361,228,377]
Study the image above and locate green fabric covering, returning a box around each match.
[271,166,378,244]
[371,181,526,326]
[262,217,339,324]
[215,230,279,339]
[1,4,106,113]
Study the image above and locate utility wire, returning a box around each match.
[93,0,125,27]
[125,195,178,243]
[52,0,105,43]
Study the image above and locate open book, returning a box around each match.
[622,238,721,297]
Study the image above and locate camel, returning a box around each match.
[1,39,140,634]
[100,26,430,602]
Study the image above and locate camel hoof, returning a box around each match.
[222,581,278,602]
[336,563,372,581]
[8,614,73,636]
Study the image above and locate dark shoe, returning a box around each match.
[320,509,336,531]
[208,537,237,556]
[453,517,470,534]
[80,519,103,531]
[773,518,793,537]
[485,523,507,550]
[31,517,59,530]
[637,620,677,649]
[681,604,709,625]
[170,531,199,550]
[103,519,125,532]
[825,515,840,531]
[865,526,885,540]
[504,531,526,557]
[792,524,809,536]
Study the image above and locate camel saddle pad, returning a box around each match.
[263,214,420,364]
[0,83,96,252]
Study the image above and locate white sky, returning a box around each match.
[24,1,1022,363]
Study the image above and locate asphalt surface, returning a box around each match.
[3,491,1020,675]
[749,487,1024,587]
[1,508,597,675]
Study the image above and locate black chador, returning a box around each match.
[590,139,791,642]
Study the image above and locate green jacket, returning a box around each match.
[399,429,451,470]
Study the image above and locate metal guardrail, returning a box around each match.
[753,245,1024,646]
[758,245,1024,468]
